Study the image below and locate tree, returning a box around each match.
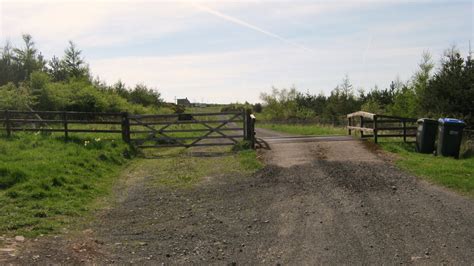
[128,84,163,107]
[12,34,46,82]
[412,51,434,115]
[62,41,89,80]
[0,41,19,86]
[425,47,468,118]
[48,56,67,82]
[112,80,130,99]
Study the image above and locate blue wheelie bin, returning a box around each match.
[437,118,466,158]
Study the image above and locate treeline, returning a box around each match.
[259,48,473,125]
[0,34,170,113]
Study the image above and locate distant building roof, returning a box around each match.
[177,98,191,106]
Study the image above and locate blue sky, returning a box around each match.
[1,0,473,103]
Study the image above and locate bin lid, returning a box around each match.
[417,118,438,124]
[438,118,466,125]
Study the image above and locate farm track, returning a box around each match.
[3,127,474,264]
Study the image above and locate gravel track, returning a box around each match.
[3,127,474,264]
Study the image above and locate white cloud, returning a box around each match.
[1,0,471,103]
[89,43,429,103]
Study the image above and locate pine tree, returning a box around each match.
[62,41,89,80]
[12,34,45,82]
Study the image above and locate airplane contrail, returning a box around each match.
[191,2,316,53]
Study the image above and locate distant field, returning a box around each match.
[258,123,346,136]
[185,106,223,113]
[380,142,474,197]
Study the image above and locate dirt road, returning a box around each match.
[4,128,474,264]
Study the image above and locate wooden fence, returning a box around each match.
[347,111,417,143]
[0,110,256,149]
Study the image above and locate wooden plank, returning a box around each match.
[129,119,244,126]
[376,114,417,121]
[10,128,122,133]
[376,119,416,123]
[130,128,243,133]
[4,119,122,124]
[130,111,242,119]
[3,110,121,116]
[377,127,417,130]
[347,111,375,120]
[346,126,374,133]
[131,135,243,142]
[377,134,416,138]
[138,143,235,148]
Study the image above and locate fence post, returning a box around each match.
[250,114,256,149]
[243,110,248,141]
[348,117,352,135]
[403,120,407,143]
[63,111,68,141]
[121,112,130,143]
[373,115,378,144]
[5,110,11,137]
[243,109,256,148]
[360,116,364,138]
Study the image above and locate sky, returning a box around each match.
[0,0,473,103]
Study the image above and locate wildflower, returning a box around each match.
[94,138,101,142]
[84,140,90,146]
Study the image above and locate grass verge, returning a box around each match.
[258,123,345,136]
[380,141,474,196]
[137,147,263,189]
[0,133,135,237]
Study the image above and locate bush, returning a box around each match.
[0,83,33,110]
[232,140,253,151]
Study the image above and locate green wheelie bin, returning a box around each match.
[416,118,438,153]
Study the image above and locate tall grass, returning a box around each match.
[0,133,135,236]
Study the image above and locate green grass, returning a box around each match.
[258,123,346,136]
[0,133,135,237]
[185,106,223,113]
[380,142,474,196]
[138,147,263,189]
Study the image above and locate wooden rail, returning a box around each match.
[0,110,257,149]
[347,111,417,143]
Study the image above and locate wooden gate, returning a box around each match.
[127,111,254,148]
